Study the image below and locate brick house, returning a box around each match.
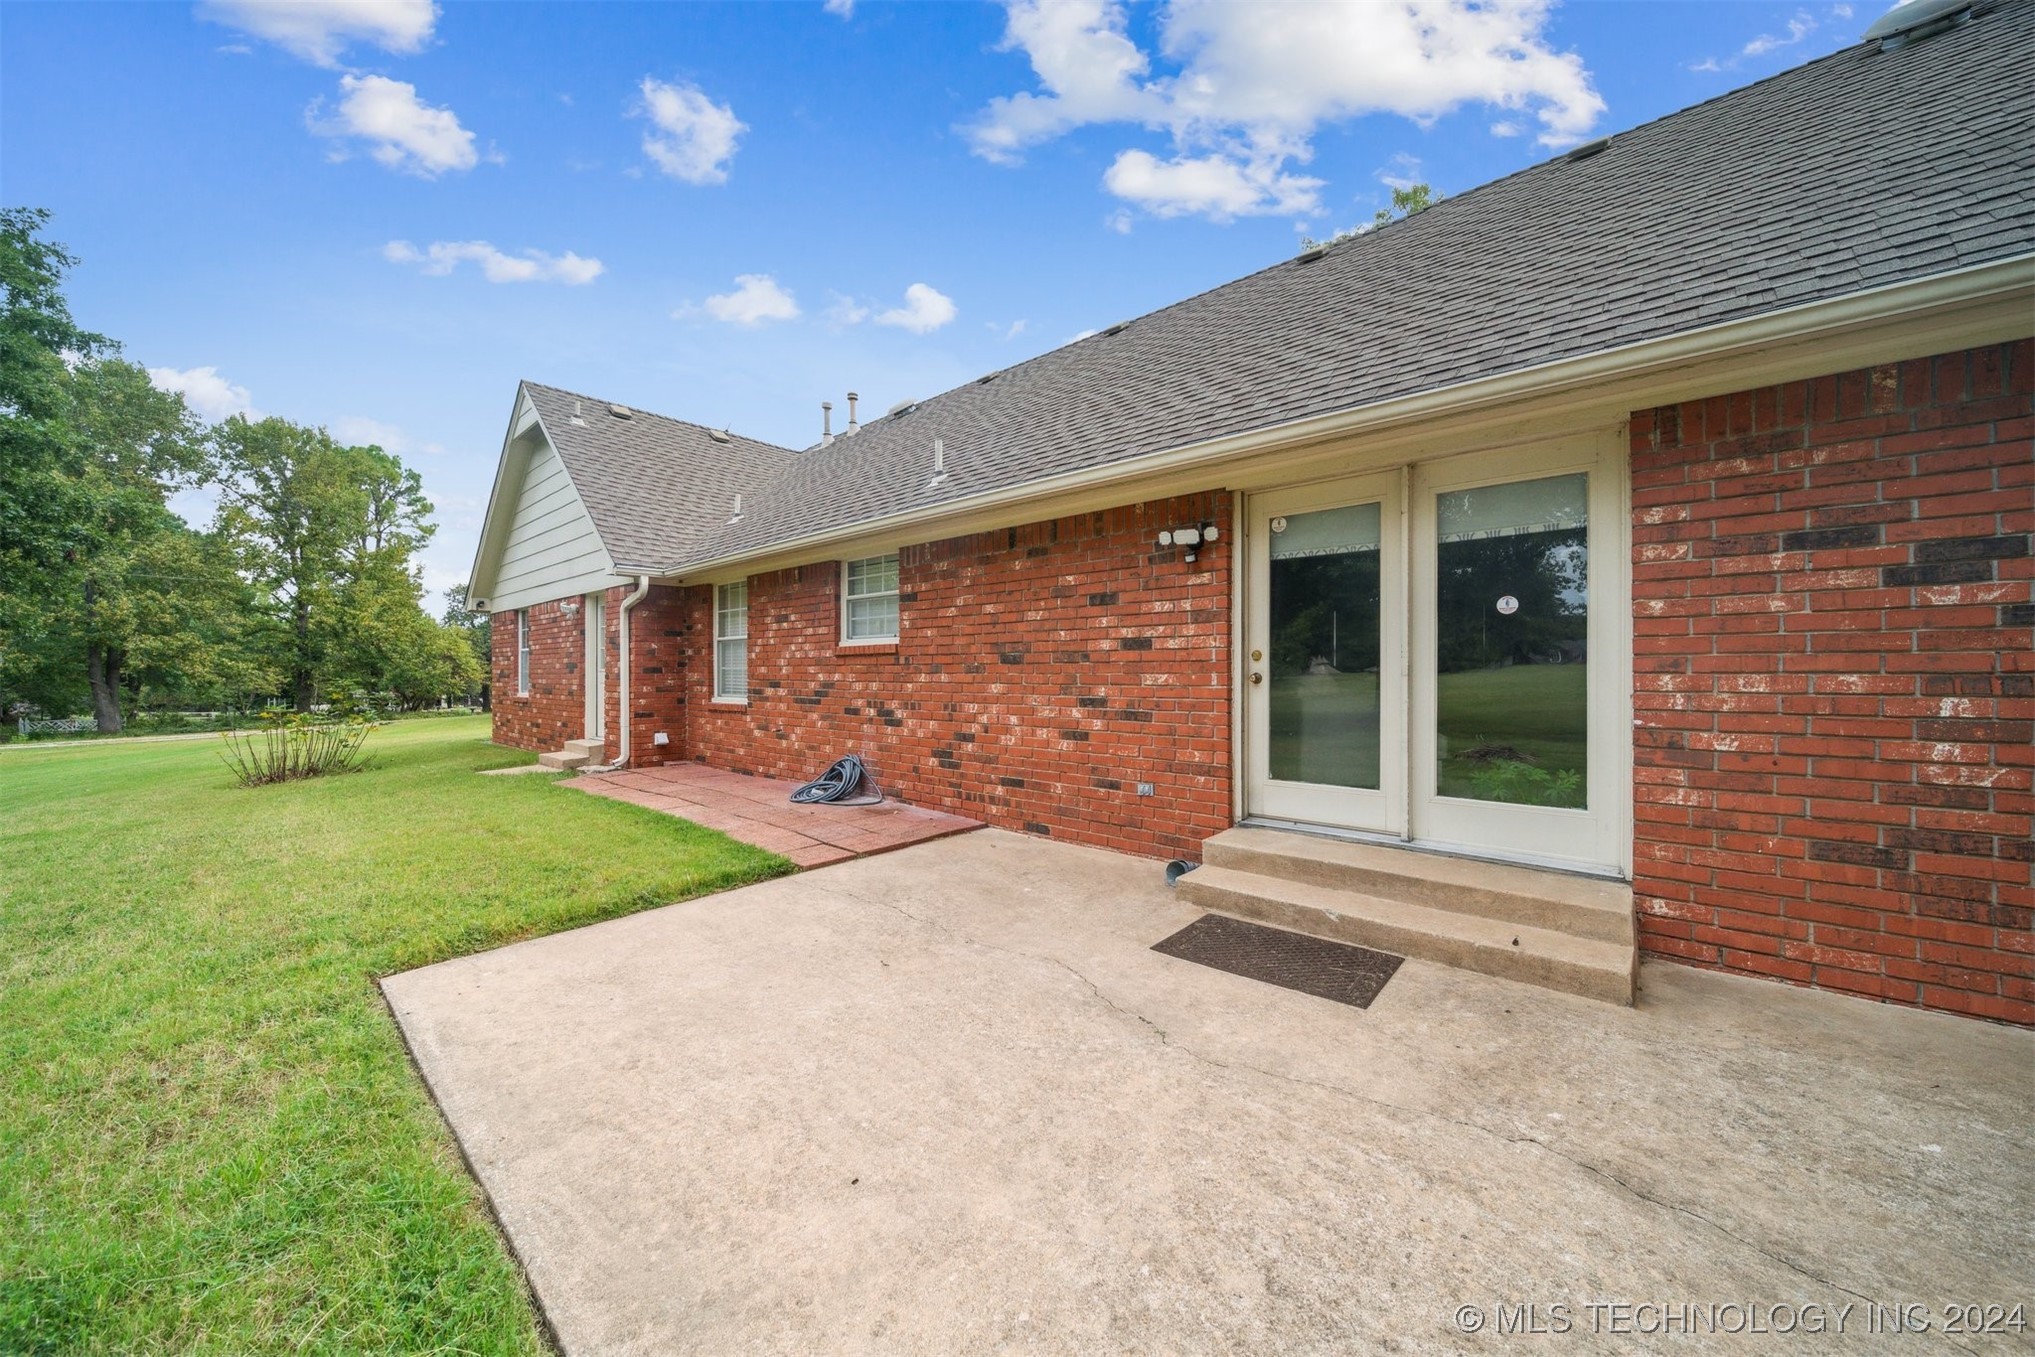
[468,5,2034,1023]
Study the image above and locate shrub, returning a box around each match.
[1466,758,1583,808]
[220,712,378,787]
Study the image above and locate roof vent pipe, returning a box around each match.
[729,493,743,525]
[846,391,860,435]
[928,438,948,490]
[821,401,834,448]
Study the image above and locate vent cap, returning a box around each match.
[1865,0,1980,47]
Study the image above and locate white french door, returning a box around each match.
[1243,433,1628,875]
[1244,471,1406,834]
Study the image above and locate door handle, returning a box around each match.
[1249,672,1263,685]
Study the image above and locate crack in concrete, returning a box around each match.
[848,884,1888,1313]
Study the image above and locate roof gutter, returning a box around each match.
[620,253,2033,579]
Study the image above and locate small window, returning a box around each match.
[842,554,899,643]
[714,582,748,702]
[516,609,531,696]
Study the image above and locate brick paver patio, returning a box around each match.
[568,763,981,867]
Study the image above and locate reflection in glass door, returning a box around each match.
[1268,502,1383,791]
[1410,444,1621,872]
[1433,473,1588,809]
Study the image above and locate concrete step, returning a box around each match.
[562,738,606,758]
[1202,827,1633,945]
[537,749,590,771]
[1175,863,1636,1006]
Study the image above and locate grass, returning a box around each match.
[1436,664,1587,804]
[1266,665,1588,806]
[0,716,790,1354]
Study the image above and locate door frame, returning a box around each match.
[1238,427,1632,878]
[583,591,606,741]
[1243,470,1406,835]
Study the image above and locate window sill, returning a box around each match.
[837,640,899,655]
[706,698,749,711]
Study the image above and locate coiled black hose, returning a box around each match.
[789,753,885,806]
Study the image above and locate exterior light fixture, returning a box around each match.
[1157,522,1220,562]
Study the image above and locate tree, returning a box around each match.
[1373,182,1439,227]
[442,583,491,707]
[0,211,212,731]
[211,419,441,711]
[58,359,210,729]
[1299,183,1443,252]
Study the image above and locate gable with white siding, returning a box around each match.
[470,395,626,612]
[487,436,622,610]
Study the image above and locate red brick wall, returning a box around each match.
[1629,340,2033,1024]
[491,594,609,754]
[630,493,1234,861]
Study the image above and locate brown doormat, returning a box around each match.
[1152,913,1403,1009]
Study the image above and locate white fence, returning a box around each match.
[17,716,96,737]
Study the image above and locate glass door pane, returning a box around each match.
[1433,473,1589,808]
[1268,502,1382,790]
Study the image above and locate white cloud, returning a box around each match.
[383,239,604,284]
[824,291,872,326]
[147,365,261,423]
[1693,4,1845,73]
[1105,208,1134,233]
[1103,149,1320,219]
[824,0,856,15]
[311,75,478,177]
[636,78,745,184]
[699,274,800,326]
[199,0,437,67]
[874,283,957,334]
[1744,10,1816,56]
[331,415,445,457]
[1489,120,1523,137]
[988,318,1030,340]
[1377,152,1423,191]
[965,0,1604,221]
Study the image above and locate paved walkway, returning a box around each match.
[386,830,2033,1356]
[568,763,980,867]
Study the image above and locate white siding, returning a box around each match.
[487,439,623,611]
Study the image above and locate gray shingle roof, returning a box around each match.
[520,381,797,570]
[532,6,2035,576]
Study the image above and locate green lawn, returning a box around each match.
[1437,664,1587,805]
[0,716,790,1354]
[1266,665,1588,807]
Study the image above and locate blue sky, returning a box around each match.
[2,0,1879,604]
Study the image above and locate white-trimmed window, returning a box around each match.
[714,582,749,702]
[842,554,900,643]
[516,609,531,696]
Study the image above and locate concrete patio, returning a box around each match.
[568,762,980,867]
[384,831,2034,1355]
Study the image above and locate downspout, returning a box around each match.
[613,574,652,768]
